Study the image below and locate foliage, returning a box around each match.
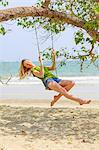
[42,29,99,71]
[0,0,8,35]
[93,2,99,13]
[0,0,8,7]
[0,24,6,35]
[0,0,99,71]
[74,29,99,71]
[17,17,66,34]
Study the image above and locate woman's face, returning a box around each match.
[23,60,33,69]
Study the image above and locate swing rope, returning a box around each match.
[35,27,57,75]
[51,32,57,75]
[35,26,41,57]
[51,32,54,50]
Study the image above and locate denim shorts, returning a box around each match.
[43,77,62,90]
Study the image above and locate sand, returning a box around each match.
[0,76,99,149]
[0,100,99,150]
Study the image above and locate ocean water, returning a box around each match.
[0,60,99,79]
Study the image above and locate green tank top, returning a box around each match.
[31,66,57,81]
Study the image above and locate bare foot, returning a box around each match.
[50,95,60,107]
[50,100,55,107]
[79,100,91,105]
[54,95,60,101]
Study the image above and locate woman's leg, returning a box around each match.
[48,81,91,106]
[51,80,75,106]
[55,80,75,100]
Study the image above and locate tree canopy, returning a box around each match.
[0,0,99,70]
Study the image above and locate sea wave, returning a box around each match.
[0,76,99,85]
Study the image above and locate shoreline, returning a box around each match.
[0,81,99,101]
[1,75,99,82]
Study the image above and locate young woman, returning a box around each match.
[19,50,91,106]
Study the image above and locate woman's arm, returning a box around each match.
[46,49,56,71]
[33,55,44,78]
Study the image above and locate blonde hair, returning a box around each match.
[19,59,31,79]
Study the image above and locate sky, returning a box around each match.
[0,0,98,62]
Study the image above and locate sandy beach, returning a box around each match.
[0,0,99,148]
[0,77,99,150]
[0,100,99,150]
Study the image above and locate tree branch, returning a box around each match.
[0,6,98,41]
[0,74,12,84]
[42,0,51,8]
[5,74,12,84]
[0,79,4,84]
[95,0,99,2]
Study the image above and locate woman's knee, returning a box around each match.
[48,81,56,88]
[63,80,75,86]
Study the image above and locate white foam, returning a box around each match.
[0,76,99,100]
[0,76,99,85]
